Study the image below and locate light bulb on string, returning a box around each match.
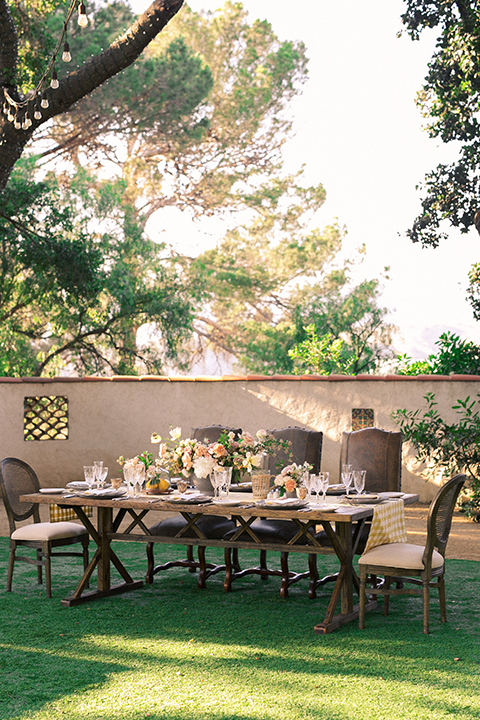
[62,41,72,63]
[14,114,21,130]
[22,113,32,130]
[78,2,88,27]
[50,68,59,89]
[41,90,49,109]
[7,107,14,122]
[34,103,42,120]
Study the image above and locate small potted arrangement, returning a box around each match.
[274,462,312,497]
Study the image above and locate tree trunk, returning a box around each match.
[0,0,184,192]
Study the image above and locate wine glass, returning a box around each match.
[133,464,145,497]
[123,466,135,497]
[353,470,366,496]
[96,466,108,489]
[212,469,226,499]
[341,464,353,497]
[83,465,96,492]
[320,471,330,504]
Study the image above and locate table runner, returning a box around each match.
[363,499,407,553]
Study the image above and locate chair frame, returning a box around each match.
[359,474,466,634]
[0,457,89,598]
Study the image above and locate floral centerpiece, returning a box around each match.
[117,451,170,492]
[150,427,290,481]
[274,462,312,496]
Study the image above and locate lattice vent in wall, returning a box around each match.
[24,396,69,441]
[351,408,374,431]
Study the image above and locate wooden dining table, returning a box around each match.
[20,490,419,634]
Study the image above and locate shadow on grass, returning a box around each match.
[0,539,479,719]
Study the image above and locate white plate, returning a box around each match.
[66,481,89,489]
[347,494,383,504]
[212,499,244,506]
[378,492,404,498]
[39,488,65,494]
[312,504,340,512]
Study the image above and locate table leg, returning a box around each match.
[60,505,143,607]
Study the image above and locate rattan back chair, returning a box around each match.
[359,474,466,634]
[0,457,89,598]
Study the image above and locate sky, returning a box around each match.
[133,0,480,362]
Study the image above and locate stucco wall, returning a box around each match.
[1,374,478,502]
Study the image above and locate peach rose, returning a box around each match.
[284,478,297,493]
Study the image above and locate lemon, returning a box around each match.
[159,478,170,492]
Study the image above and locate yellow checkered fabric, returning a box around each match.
[49,504,93,523]
[363,499,407,554]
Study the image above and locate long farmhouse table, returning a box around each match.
[20,491,418,634]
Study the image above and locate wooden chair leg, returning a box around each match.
[197,546,207,589]
[423,579,430,634]
[7,544,15,592]
[438,576,447,623]
[308,553,318,600]
[280,552,289,599]
[145,541,155,583]
[36,547,43,584]
[383,576,391,616]
[259,550,268,581]
[359,567,366,629]
[224,548,233,592]
[44,547,52,599]
[187,545,196,572]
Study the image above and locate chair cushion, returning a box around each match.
[149,514,235,540]
[12,522,88,542]
[358,542,444,570]
[223,519,314,545]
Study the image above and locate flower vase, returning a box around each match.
[192,473,214,496]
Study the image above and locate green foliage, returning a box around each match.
[288,325,353,375]
[393,392,480,521]
[400,1,480,245]
[396,332,480,376]
[0,159,193,376]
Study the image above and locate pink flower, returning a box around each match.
[159,443,168,458]
[284,478,297,493]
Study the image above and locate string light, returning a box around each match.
[62,41,72,63]
[3,0,90,130]
[50,68,59,89]
[78,3,88,28]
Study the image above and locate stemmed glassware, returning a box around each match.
[319,471,330,504]
[211,469,226,499]
[341,463,353,497]
[305,473,315,502]
[83,465,96,491]
[123,466,135,497]
[353,470,366,496]
[96,465,108,488]
[133,464,145,497]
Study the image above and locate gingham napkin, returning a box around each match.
[49,504,93,523]
[363,499,407,553]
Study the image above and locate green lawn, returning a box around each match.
[0,537,479,720]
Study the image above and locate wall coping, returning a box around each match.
[1,374,480,383]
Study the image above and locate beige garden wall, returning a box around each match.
[1,374,479,502]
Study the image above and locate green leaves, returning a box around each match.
[395,331,480,375]
[393,391,480,520]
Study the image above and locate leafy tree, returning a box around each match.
[393,392,480,521]
[396,331,480,376]
[0,0,185,191]
[400,1,480,246]
[0,160,193,376]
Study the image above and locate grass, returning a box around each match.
[0,537,479,720]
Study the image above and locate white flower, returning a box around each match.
[151,433,162,444]
[193,455,216,478]
[256,429,267,439]
[170,426,182,440]
[274,474,285,487]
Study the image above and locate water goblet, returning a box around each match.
[221,466,233,498]
[212,469,225,499]
[83,465,96,492]
[353,469,366,496]
[123,466,135,497]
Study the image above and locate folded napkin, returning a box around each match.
[363,499,407,554]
